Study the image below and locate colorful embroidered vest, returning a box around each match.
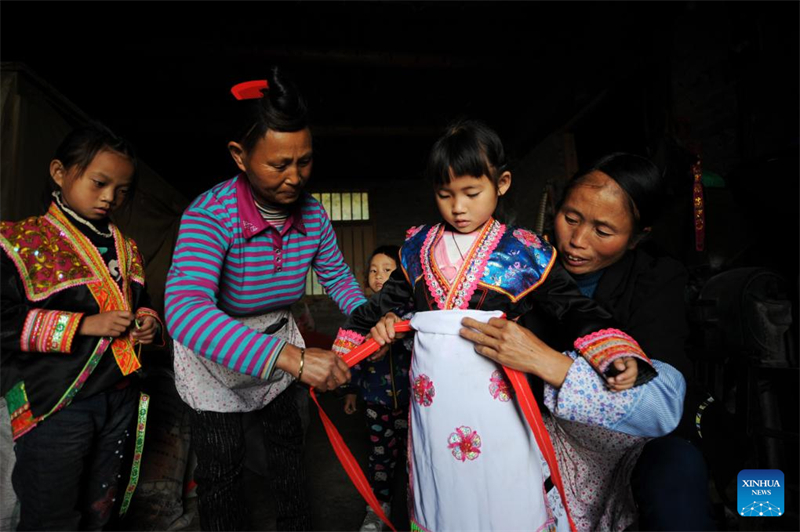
[0,204,146,376]
[400,220,557,310]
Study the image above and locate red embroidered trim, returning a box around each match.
[7,385,37,440]
[332,328,367,356]
[135,308,159,321]
[47,206,142,376]
[405,225,425,239]
[573,328,651,374]
[692,157,705,252]
[420,220,505,310]
[0,210,95,301]
[62,312,82,352]
[448,221,505,309]
[10,406,36,440]
[20,309,83,353]
[420,225,447,309]
[135,307,165,347]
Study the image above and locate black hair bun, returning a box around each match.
[267,65,303,116]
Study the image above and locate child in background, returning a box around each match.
[343,246,411,532]
[0,123,162,530]
[332,119,685,531]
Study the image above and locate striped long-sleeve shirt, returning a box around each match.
[165,174,366,379]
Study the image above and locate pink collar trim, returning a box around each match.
[235,174,306,238]
[421,219,506,310]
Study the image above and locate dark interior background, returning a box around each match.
[2,1,791,190]
[3,1,798,267]
[2,2,799,530]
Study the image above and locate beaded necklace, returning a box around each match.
[52,191,112,238]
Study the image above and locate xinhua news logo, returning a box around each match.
[738,469,784,517]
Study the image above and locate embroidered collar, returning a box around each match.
[420,219,506,310]
[235,173,307,239]
[46,203,129,305]
[46,203,142,375]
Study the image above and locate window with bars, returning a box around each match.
[306,191,374,296]
[312,192,370,222]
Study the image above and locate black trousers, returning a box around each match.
[631,436,717,531]
[189,386,310,531]
[12,383,137,531]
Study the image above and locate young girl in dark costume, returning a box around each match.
[343,246,412,531]
[332,119,684,531]
[0,123,162,530]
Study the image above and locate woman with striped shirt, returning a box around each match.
[165,67,366,531]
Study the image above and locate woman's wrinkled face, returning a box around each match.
[554,170,637,275]
[230,128,313,207]
[368,253,397,293]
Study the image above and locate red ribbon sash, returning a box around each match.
[314,320,576,532]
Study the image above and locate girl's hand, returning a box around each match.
[368,312,404,361]
[79,311,134,338]
[344,394,357,415]
[131,316,158,345]
[607,357,638,391]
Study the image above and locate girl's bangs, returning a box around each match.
[430,137,492,186]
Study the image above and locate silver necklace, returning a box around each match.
[450,231,466,260]
[53,191,113,238]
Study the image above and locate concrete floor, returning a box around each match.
[120,387,410,532]
[300,392,410,532]
[232,390,410,532]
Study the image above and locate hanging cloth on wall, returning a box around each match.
[692,156,706,252]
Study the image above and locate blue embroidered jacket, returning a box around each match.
[343,220,626,347]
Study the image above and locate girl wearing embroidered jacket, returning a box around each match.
[332,120,685,532]
[343,245,412,532]
[0,124,162,531]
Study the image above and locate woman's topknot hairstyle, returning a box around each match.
[426,118,508,188]
[233,66,309,153]
[562,152,665,232]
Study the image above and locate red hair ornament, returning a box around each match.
[231,80,269,100]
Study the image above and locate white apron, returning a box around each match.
[408,309,553,532]
[173,309,299,413]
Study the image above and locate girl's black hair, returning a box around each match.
[369,245,401,264]
[561,152,664,233]
[232,66,309,153]
[366,245,401,283]
[426,118,508,189]
[48,121,139,206]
